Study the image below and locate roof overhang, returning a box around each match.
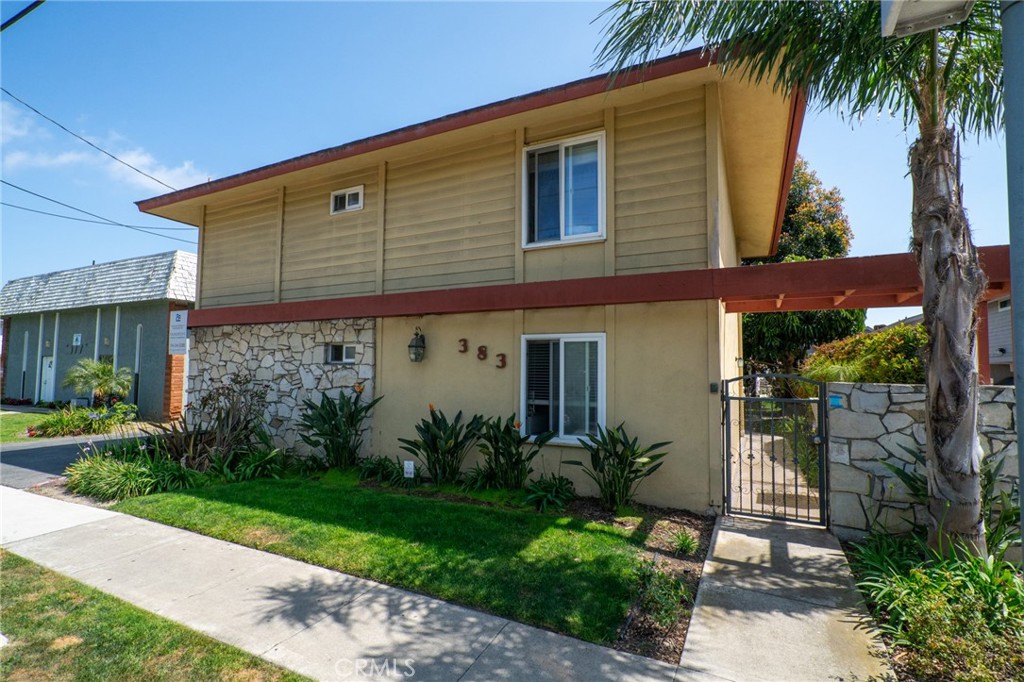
[881,0,976,37]
[137,47,803,258]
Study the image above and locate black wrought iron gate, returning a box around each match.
[722,374,828,525]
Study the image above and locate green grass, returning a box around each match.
[115,470,643,644]
[0,549,309,682]
[0,411,40,443]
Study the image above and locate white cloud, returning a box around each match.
[104,147,209,193]
[1,101,46,144]
[3,149,94,170]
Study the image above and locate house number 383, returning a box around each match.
[457,338,506,369]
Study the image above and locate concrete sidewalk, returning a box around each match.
[0,486,676,681]
[678,516,892,682]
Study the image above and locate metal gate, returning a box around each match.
[722,374,828,525]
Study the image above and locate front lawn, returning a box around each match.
[0,549,308,682]
[115,471,666,646]
[0,411,40,443]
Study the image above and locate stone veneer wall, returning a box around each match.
[188,319,374,450]
[827,382,1018,540]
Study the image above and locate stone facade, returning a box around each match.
[827,382,1018,540]
[188,319,375,449]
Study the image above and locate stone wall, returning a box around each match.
[189,319,375,449]
[827,382,1018,540]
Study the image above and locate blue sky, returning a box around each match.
[1,1,1009,326]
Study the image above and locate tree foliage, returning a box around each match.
[742,157,866,373]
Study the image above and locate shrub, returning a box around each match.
[524,473,576,512]
[850,534,1024,681]
[298,385,382,469]
[65,455,156,501]
[32,403,137,437]
[672,529,698,555]
[882,446,1021,561]
[189,372,269,463]
[358,455,419,488]
[567,424,670,511]
[398,406,483,485]
[802,323,928,384]
[474,415,555,490]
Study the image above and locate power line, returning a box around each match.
[1,201,196,231]
[1,180,196,245]
[1,87,178,191]
[1,1,45,32]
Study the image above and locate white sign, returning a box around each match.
[403,460,415,479]
[168,310,188,355]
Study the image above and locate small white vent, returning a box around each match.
[330,185,364,214]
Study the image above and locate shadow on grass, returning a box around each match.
[121,476,648,643]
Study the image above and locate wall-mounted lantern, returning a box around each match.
[408,327,426,363]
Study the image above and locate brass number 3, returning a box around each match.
[477,346,488,361]
[458,338,468,353]
[496,353,507,369]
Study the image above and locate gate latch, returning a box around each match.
[811,434,823,445]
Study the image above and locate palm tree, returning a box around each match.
[597,1,1003,555]
[62,359,134,406]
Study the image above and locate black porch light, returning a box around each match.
[408,327,426,363]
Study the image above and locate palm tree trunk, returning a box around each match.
[910,126,987,556]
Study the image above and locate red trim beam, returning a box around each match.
[188,246,1010,327]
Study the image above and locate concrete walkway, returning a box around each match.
[0,487,676,681]
[1,487,892,681]
[678,516,893,682]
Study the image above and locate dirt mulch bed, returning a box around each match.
[567,498,715,663]
[26,477,116,510]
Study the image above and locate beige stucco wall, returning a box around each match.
[373,300,719,511]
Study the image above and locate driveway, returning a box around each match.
[0,433,136,489]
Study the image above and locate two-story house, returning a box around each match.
[136,49,803,511]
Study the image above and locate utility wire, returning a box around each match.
[1,1,45,32]
[1,201,196,231]
[1,180,196,244]
[1,87,178,192]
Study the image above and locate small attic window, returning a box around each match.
[330,185,364,214]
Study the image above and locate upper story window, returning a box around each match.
[330,185,364,215]
[521,333,605,443]
[998,299,1011,311]
[523,132,605,248]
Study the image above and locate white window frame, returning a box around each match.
[521,132,606,250]
[326,343,358,365]
[998,299,1011,311]
[520,332,606,445]
[330,185,364,215]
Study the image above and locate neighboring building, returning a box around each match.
[136,50,802,512]
[987,297,1014,384]
[0,251,196,419]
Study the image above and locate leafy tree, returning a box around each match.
[62,359,133,405]
[802,323,929,385]
[742,157,866,374]
[598,1,1002,555]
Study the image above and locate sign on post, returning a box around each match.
[168,310,188,355]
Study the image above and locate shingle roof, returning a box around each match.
[0,251,196,316]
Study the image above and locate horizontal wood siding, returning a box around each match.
[524,110,604,145]
[614,90,707,275]
[988,303,1013,362]
[201,193,279,307]
[383,134,516,293]
[280,170,378,302]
